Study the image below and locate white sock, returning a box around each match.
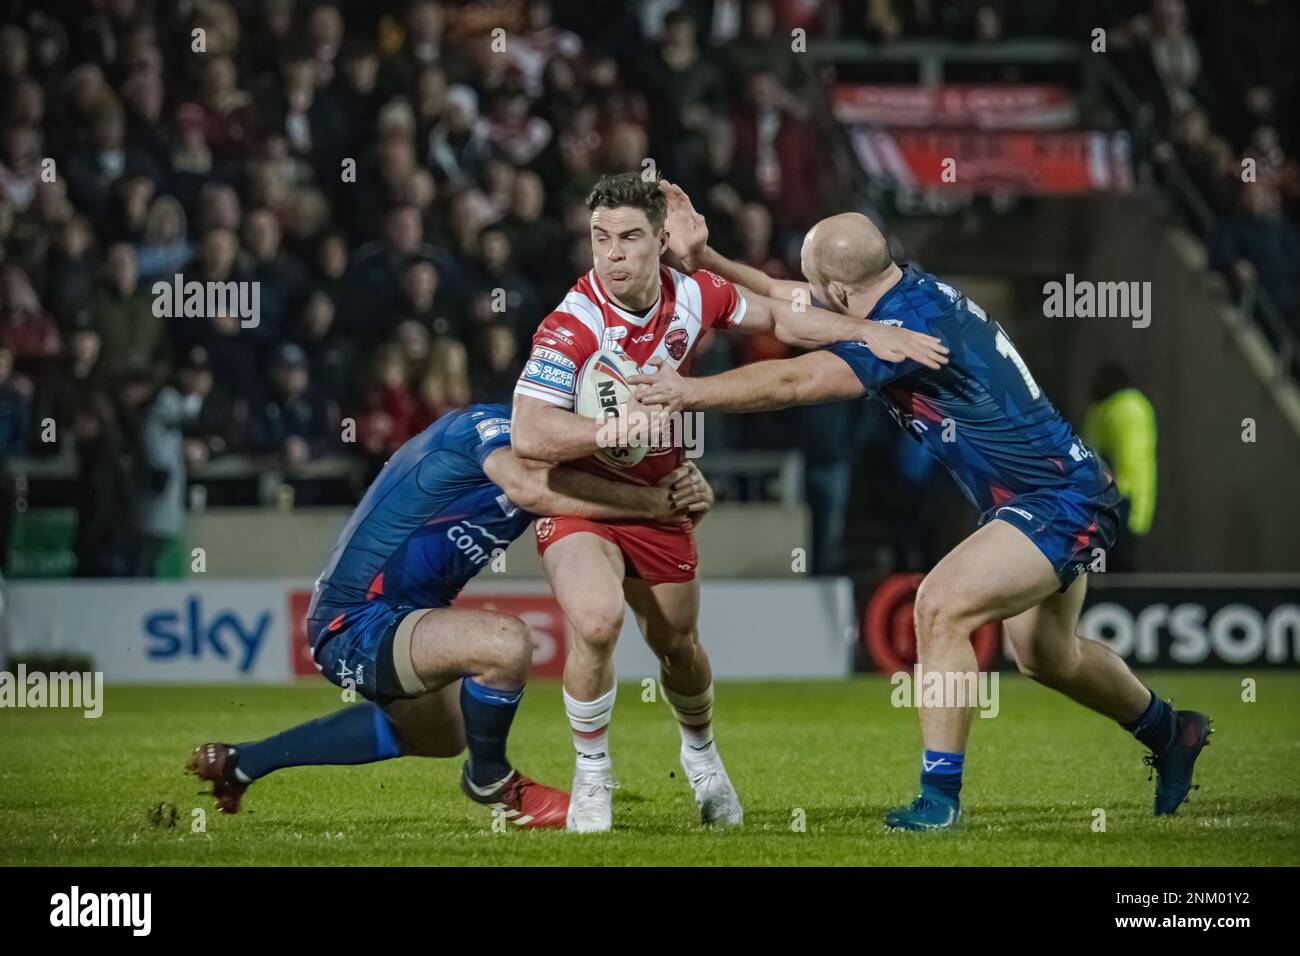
[564,685,616,774]
[663,682,715,756]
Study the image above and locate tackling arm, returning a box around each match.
[736,286,892,349]
[483,451,711,521]
[661,351,867,413]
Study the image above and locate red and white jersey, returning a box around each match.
[514,264,746,484]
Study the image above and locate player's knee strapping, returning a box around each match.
[662,682,715,752]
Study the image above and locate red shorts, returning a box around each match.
[534,517,698,584]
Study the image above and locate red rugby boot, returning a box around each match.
[186,742,250,814]
[460,764,569,829]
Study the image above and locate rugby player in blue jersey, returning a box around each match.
[188,403,712,828]
[633,181,1212,831]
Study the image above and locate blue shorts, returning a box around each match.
[980,484,1122,591]
[310,601,442,703]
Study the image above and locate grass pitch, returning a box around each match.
[2,672,1297,866]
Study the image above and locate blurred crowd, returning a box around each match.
[0,0,1296,578]
[0,0,847,574]
[1101,0,1300,332]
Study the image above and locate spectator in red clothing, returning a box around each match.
[734,201,794,365]
[0,124,41,213]
[506,0,584,97]
[0,263,61,364]
[358,343,418,457]
[489,90,553,167]
[189,55,262,160]
[732,67,823,234]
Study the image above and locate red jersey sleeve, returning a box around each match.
[513,310,600,409]
[692,269,747,331]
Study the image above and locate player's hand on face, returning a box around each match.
[862,322,950,370]
[661,462,714,520]
[658,180,708,266]
[628,357,689,415]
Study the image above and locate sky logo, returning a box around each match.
[144,597,270,673]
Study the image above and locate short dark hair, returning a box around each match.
[586,172,666,231]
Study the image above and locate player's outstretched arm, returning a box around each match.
[659,179,810,302]
[690,245,812,303]
[510,392,665,464]
[734,287,949,367]
[658,180,947,367]
[484,451,710,521]
[630,351,866,415]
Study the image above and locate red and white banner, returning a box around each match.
[845,127,1134,195]
[832,84,1078,130]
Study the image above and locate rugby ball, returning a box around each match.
[575,348,649,468]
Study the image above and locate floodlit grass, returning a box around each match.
[2,673,1295,866]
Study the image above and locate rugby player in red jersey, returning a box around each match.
[511,172,948,831]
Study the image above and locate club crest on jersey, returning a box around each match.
[602,327,627,349]
[664,328,689,361]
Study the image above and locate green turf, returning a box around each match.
[1,672,1296,866]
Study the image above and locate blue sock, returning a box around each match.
[460,678,522,788]
[921,749,964,803]
[234,703,404,781]
[1123,689,1176,753]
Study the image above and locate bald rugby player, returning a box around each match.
[631,181,1212,830]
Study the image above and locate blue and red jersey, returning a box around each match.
[823,265,1113,513]
[307,404,532,642]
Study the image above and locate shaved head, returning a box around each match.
[801,212,892,288]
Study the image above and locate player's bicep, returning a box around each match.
[723,286,772,334]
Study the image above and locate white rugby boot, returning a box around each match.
[681,746,744,828]
[567,762,617,833]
